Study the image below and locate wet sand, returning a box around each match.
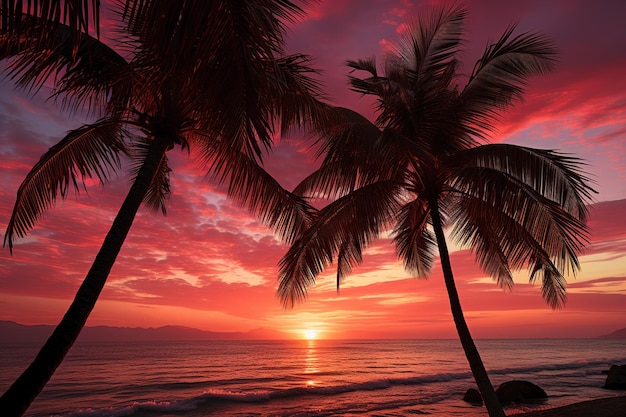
[513,395,626,417]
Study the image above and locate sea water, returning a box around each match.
[1,339,624,416]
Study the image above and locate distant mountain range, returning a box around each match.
[598,328,626,339]
[0,321,287,343]
[3,321,625,342]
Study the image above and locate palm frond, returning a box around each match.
[458,27,558,138]
[387,3,465,84]
[270,53,329,135]
[449,192,526,290]
[312,107,381,160]
[55,40,134,115]
[336,239,361,293]
[346,57,378,78]
[129,137,171,214]
[4,120,127,251]
[453,144,595,219]
[452,188,570,307]
[195,135,314,244]
[228,158,314,245]
[448,144,594,294]
[278,180,402,307]
[1,0,100,41]
[292,162,357,201]
[293,107,390,199]
[346,57,386,100]
[0,14,133,114]
[530,261,567,309]
[393,198,436,278]
[451,171,586,271]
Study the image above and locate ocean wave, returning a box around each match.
[51,375,461,417]
[489,357,626,377]
[56,399,201,417]
[51,356,625,417]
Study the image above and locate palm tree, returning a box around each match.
[277,5,595,417]
[0,1,324,415]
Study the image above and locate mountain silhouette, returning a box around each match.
[0,321,287,342]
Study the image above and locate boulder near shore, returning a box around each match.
[603,365,626,389]
[496,380,548,403]
[463,388,483,404]
[463,380,548,404]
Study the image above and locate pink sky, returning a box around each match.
[1,0,625,339]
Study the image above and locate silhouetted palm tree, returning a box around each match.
[277,5,594,417]
[0,1,324,415]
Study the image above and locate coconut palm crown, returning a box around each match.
[0,1,324,415]
[277,4,595,417]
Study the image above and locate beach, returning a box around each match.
[516,395,626,417]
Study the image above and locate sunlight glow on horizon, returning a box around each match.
[304,329,318,340]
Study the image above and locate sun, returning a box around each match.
[304,329,317,340]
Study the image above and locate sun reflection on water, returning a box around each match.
[304,339,318,386]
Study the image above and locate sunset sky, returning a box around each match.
[1,0,625,340]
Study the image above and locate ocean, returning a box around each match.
[1,339,624,416]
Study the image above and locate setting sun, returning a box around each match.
[304,329,317,340]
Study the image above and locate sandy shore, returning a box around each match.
[512,395,626,417]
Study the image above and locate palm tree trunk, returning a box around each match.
[429,201,506,417]
[0,136,171,417]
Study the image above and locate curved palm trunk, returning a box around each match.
[0,136,171,417]
[429,201,506,417]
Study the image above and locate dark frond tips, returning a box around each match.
[277,237,320,309]
[530,262,567,310]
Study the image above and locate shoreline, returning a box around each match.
[512,395,626,417]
